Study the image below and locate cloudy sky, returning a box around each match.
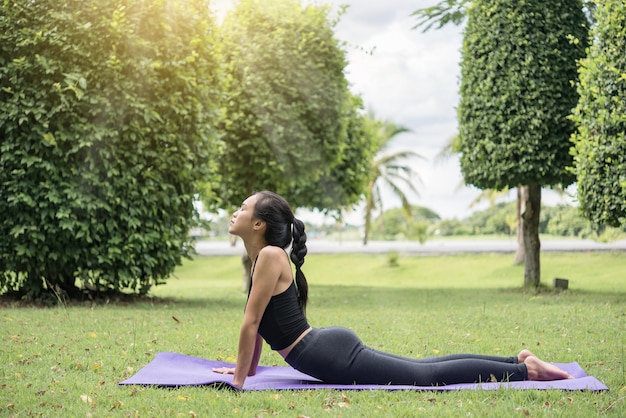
[327,0,470,221]
[212,0,576,222]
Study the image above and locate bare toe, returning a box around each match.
[524,356,573,381]
[517,349,535,363]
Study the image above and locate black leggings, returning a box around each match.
[284,327,528,386]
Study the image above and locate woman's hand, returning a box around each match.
[212,367,236,375]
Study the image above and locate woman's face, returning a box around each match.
[228,194,259,237]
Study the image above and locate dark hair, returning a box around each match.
[253,191,308,313]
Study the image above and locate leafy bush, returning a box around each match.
[571,0,626,227]
[0,0,220,299]
[458,0,588,190]
[433,202,624,240]
[544,205,595,237]
[371,206,438,242]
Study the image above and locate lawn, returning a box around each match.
[2,252,625,417]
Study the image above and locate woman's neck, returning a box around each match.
[243,238,267,266]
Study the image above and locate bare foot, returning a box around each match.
[517,349,535,363]
[524,356,574,381]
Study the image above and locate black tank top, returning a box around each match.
[249,280,310,351]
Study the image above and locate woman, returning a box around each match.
[213,190,573,388]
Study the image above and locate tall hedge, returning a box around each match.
[571,0,626,227]
[457,0,588,287]
[0,0,220,299]
[458,0,588,190]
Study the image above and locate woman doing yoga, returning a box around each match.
[212,190,573,388]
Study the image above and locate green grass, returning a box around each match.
[2,252,625,417]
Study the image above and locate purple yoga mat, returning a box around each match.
[119,352,608,391]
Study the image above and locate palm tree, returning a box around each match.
[362,114,423,245]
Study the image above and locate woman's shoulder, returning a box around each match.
[258,245,287,259]
[256,246,291,279]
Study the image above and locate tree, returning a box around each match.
[457,0,588,287]
[414,1,596,269]
[0,0,220,299]
[213,0,368,213]
[362,114,423,245]
[571,0,626,228]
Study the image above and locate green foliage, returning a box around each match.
[434,218,474,236]
[386,251,400,267]
[458,0,588,190]
[450,201,515,235]
[0,0,220,299]
[292,95,378,212]
[413,1,598,33]
[434,202,625,240]
[412,0,469,32]
[371,206,439,243]
[214,0,362,211]
[571,0,626,227]
[544,205,594,237]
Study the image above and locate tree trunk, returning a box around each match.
[513,186,525,265]
[363,199,372,246]
[362,217,370,246]
[521,184,541,288]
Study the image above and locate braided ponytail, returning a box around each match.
[290,218,309,314]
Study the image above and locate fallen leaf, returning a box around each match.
[110,400,123,411]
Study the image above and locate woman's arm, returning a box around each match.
[213,333,262,378]
[248,333,263,376]
[233,317,259,386]
[231,246,285,387]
